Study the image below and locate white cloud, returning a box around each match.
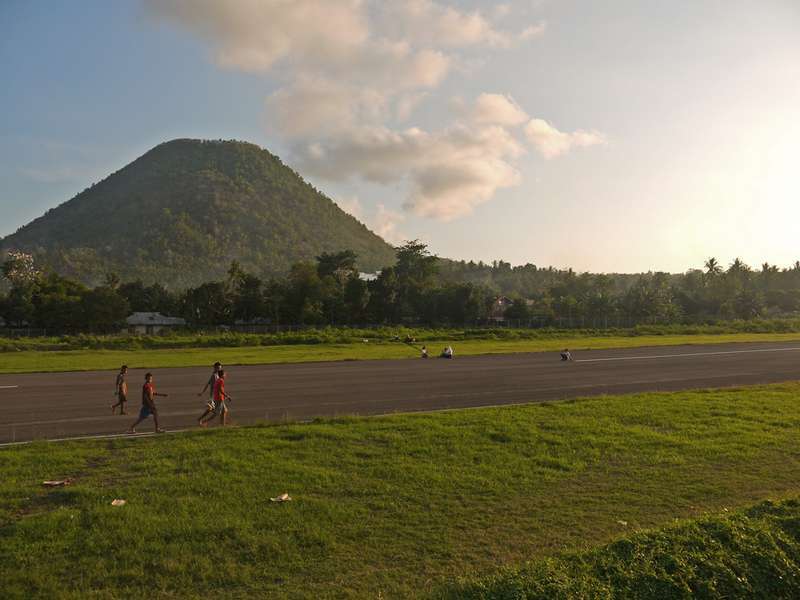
[379,0,511,48]
[371,203,406,243]
[144,0,369,72]
[472,93,529,126]
[267,78,388,138]
[524,118,607,159]
[519,22,547,40]
[334,197,405,243]
[493,4,512,20]
[396,92,428,121]
[296,124,524,220]
[334,196,363,219]
[145,2,600,222]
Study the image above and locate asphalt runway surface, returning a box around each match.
[2,341,800,444]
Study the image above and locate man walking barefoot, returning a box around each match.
[197,362,221,424]
[111,365,128,415]
[128,372,167,434]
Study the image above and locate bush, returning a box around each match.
[440,498,800,599]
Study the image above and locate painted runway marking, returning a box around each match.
[0,385,19,389]
[575,346,800,363]
[0,429,194,448]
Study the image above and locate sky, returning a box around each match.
[1,0,799,274]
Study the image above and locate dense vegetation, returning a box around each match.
[441,498,800,599]
[2,243,800,332]
[0,139,395,287]
[3,383,800,597]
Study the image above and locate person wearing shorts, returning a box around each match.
[200,369,230,427]
[111,365,128,415]
[197,362,222,424]
[128,372,167,433]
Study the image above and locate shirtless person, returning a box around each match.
[128,373,167,434]
[197,362,222,424]
[111,365,128,415]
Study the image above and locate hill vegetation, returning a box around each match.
[441,498,800,599]
[0,139,395,287]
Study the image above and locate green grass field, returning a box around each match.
[443,498,800,599]
[3,331,800,374]
[2,382,800,598]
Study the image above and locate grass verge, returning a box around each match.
[440,497,800,599]
[3,332,800,374]
[2,383,800,598]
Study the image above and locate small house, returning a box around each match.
[126,312,186,335]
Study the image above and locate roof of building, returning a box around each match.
[126,312,186,326]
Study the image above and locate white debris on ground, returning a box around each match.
[270,493,292,502]
[42,478,73,487]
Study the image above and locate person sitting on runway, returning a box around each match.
[440,345,454,359]
[560,349,573,361]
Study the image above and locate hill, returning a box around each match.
[1,139,396,287]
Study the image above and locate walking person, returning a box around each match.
[128,373,167,434]
[111,365,128,415]
[197,362,222,424]
[200,369,231,427]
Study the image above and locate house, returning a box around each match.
[126,312,186,335]
[489,296,515,322]
[358,271,381,282]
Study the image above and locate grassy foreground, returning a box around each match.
[443,498,800,599]
[2,383,800,598]
[3,331,800,374]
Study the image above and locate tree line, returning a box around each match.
[2,246,800,331]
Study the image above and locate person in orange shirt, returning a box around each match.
[200,369,231,427]
[128,372,168,434]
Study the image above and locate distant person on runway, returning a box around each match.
[111,365,128,415]
[440,345,454,359]
[197,361,222,424]
[128,372,167,434]
[421,345,429,359]
[560,349,573,361]
[200,369,230,427]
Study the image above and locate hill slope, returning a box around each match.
[1,139,396,287]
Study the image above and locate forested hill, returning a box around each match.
[1,139,396,287]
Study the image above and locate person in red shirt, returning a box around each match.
[200,369,231,427]
[128,372,167,434]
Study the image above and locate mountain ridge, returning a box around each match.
[1,139,396,287]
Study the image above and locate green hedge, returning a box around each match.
[1,319,800,352]
[440,498,800,599]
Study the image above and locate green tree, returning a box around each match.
[80,287,130,332]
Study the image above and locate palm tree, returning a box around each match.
[704,257,722,277]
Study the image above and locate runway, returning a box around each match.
[1,341,799,444]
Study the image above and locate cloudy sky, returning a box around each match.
[2,0,799,273]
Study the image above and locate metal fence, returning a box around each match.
[1,314,798,339]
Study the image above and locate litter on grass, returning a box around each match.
[42,478,73,487]
[111,499,127,507]
[270,493,292,502]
